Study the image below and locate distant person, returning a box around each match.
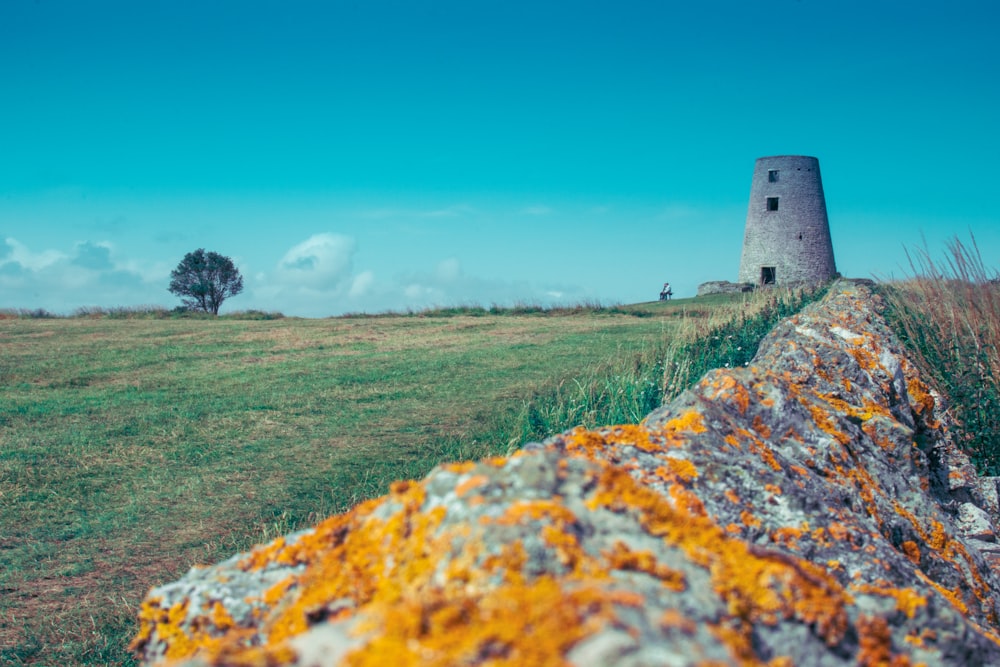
[660,282,672,301]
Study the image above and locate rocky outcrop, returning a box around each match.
[696,280,754,297]
[133,281,1000,666]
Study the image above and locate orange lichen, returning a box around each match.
[661,410,708,436]
[608,424,659,452]
[130,598,259,663]
[764,484,782,495]
[802,399,852,445]
[658,456,699,482]
[751,415,772,439]
[343,576,635,667]
[659,608,697,634]
[454,474,489,498]
[746,433,783,472]
[856,614,911,667]
[711,375,751,416]
[604,541,687,591]
[496,499,577,527]
[586,466,851,648]
[770,526,804,550]
[852,583,927,619]
[562,427,612,458]
[740,510,762,529]
[914,571,969,615]
[901,541,921,565]
[262,481,448,643]
[906,377,936,420]
[849,339,881,373]
[441,461,477,474]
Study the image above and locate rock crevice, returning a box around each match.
[134,281,1000,666]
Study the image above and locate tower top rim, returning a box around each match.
[755,155,819,162]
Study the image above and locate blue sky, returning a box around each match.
[1,0,998,316]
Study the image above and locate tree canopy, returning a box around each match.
[168,249,244,315]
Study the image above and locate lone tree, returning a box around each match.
[168,248,244,315]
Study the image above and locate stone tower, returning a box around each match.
[738,155,837,286]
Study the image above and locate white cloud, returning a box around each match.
[275,233,355,290]
[419,205,476,219]
[248,233,366,316]
[348,270,375,299]
[5,238,66,270]
[434,258,461,282]
[0,237,160,312]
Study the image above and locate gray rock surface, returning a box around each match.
[695,280,754,297]
[133,281,1000,666]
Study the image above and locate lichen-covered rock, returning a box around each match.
[133,281,1000,666]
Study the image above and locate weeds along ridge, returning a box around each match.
[500,283,829,450]
[879,235,1000,475]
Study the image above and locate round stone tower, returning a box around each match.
[737,155,837,286]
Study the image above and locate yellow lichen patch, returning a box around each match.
[660,411,708,437]
[904,628,936,649]
[724,489,741,504]
[724,434,742,450]
[441,461,477,474]
[801,399,852,446]
[914,571,969,616]
[906,377,936,421]
[563,427,614,458]
[208,642,299,667]
[849,338,882,373]
[586,466,851,647]
[770,526,804,550]
[820,393,892,425]
[740,510,762,529]
[601,424,659,452]
[669,484,707,517]
[745,433,783,472]
[852,583,927,619]
[239,497,381,571]
[604,541,687,591]
[342,576,636,667]
[496,499,577,527]
[261,482,448,643]
[657,456,699,482]
[711,375,751,415]
[764,484,782,496]
[541,524,594,572]
[130,598,256,663]
[856,614,911,667]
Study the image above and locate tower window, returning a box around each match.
[768,169,779,182]
[761,267,776,285]
[766,197,779,211]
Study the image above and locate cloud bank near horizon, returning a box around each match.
[0,233,591,317]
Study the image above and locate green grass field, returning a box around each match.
[0,290,819,665]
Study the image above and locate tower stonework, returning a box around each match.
[738,155,837,286]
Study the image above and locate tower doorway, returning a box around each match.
[761,266,776,285]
